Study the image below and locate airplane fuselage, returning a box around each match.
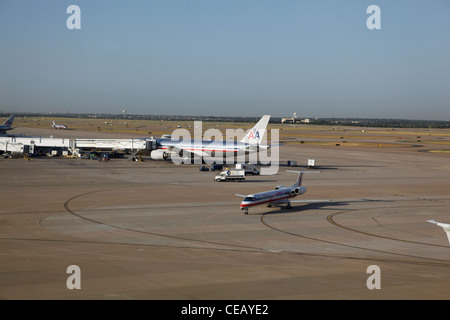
[237,170,320,214]
[157,139,256,155]
[240,185,306,210]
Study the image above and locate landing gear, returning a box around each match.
[244,208,248,215]
[286,203,292,209]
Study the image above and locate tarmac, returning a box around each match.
[1,123,450,300]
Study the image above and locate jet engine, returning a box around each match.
[294,187,306,195]
[150,149,170,160]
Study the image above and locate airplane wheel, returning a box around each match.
[286,204,292,209]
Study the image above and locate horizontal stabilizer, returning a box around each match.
[286,170,321,174]
[286,170,320,188]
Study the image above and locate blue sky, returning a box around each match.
[0,0,449,120]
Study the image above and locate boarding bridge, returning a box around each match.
[0,137,70,155]
[74,138,147,151]
[0,136,159,156]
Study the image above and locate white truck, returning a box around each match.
[235,163,260,175]
[214,169,246,182]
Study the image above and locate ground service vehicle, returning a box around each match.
[235,163,260,175]
[215,169,245,182]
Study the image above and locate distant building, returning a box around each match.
[281,116,310,124]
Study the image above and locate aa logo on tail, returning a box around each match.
[248,129,260,140]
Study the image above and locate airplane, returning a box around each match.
[150,115,271,161]
[236,170,326,214]
[427,220,450,245]
[52,121,68,129]
[0,114,15,133]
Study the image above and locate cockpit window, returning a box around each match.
[244,197,255,201]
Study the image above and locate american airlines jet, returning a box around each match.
[52,121,68,129]
[0,114,15,133]
[150,115,271,161]
[236,170,326,214]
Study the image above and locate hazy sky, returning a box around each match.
[1,1,449,120]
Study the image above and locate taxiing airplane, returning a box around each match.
[236,170,326,214]
[427,220,450,245]
[150,115,271,161]
[52,121,68,129]
[0,114,15,133]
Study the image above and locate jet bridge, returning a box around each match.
[0,136,70,155]
[74,138,147,151]
[0,136,159,156]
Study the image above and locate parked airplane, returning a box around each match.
[427,220,450,245]
[52,121,68,129]
[150,115,271,161]
[236,170,326,214]
[0,114,15,133]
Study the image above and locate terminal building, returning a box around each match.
[281,113,310,124]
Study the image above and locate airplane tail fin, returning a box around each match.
[240,115,270,145]
[287,170,320,187]
[1,114,15,128]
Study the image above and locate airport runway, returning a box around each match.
[1,125,450,300]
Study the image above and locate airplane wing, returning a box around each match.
[165,145,196,156]
[427,220,450,244]
[167,143,211,158]
[258,142,283,149]
[444,231,450,244]
[290,199,330,203]
[185,149,210,157]
[174,147,211,161]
